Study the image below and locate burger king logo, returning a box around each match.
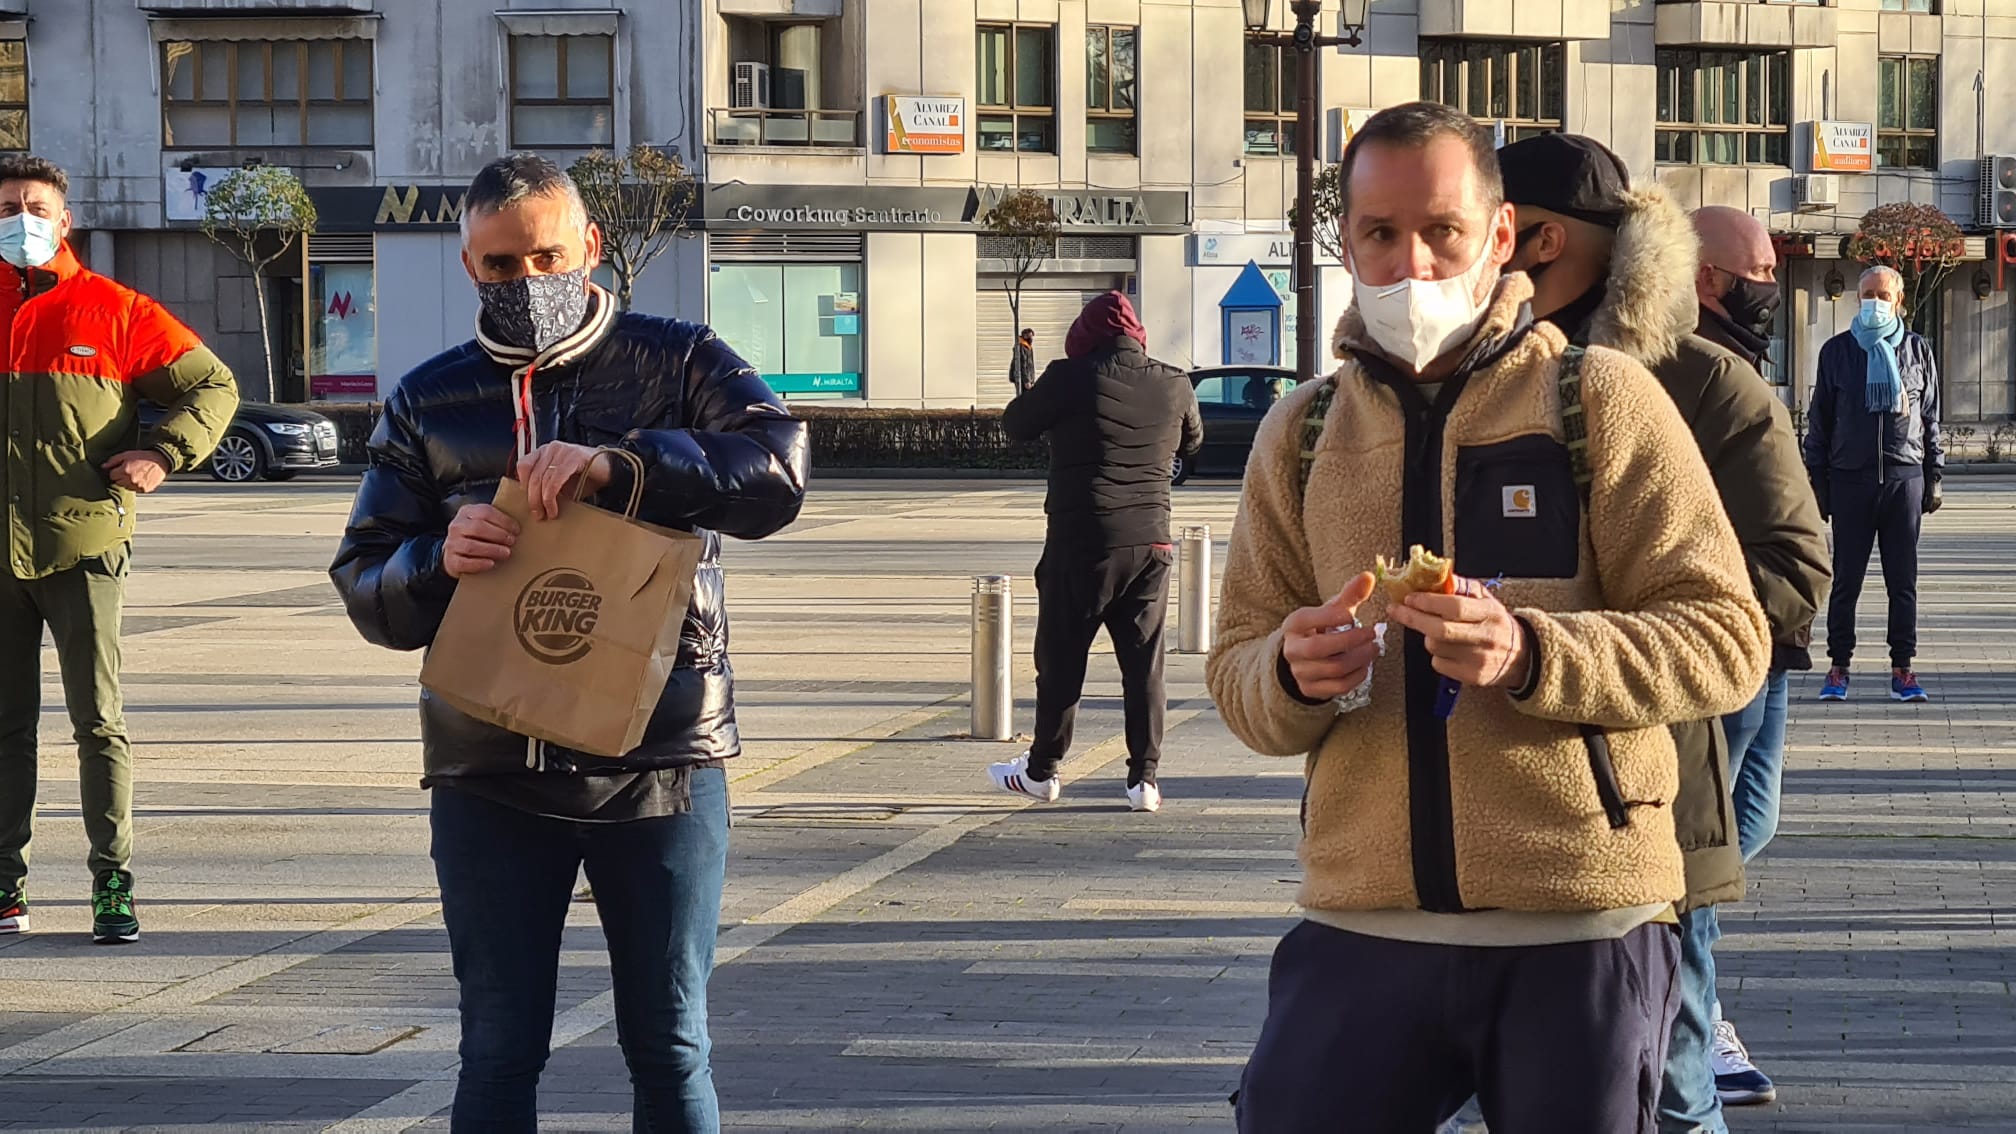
[514,568,603,664]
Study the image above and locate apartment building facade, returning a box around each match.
[9,1,2016,420]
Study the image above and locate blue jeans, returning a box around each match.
[1720,671,1790,863]
[1659,672,1790,1133]
[1659,907,1725,1134]
[431,768,730,1134]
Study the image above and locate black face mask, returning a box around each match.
[476,268,590,352]
[1716,270,1781,337]
[1512,224,1553,281]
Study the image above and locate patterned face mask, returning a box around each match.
[475,268,590,352]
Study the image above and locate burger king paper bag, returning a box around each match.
[419,456,702,758]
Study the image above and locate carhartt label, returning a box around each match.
[1503,485,1537,518]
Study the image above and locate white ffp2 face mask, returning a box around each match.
[1350,235,1499,372]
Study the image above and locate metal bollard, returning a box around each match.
[1177,524,1212,654]
[971,575,1014,740]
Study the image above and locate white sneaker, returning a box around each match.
[1126,781,1162,812]
[988,753,1060,803]
[1711,1018,1778,1105]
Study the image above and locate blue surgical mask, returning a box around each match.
[0,212,59,269]
[1858,297,1895,326]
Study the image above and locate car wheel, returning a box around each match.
[209,431,266,483]
[1171,454,1192,486]
[263,469,299,483]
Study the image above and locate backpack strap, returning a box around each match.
[1557,345,1592,502]
[1297,376,1338,500]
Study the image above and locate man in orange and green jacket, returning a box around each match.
[0,155,238,944]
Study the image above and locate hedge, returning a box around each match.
[302,401,1047,471]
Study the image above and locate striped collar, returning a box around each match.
[474,281,618,375]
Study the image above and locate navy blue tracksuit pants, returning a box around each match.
[1826,473,1923,670]
[1236,919,1680,1133]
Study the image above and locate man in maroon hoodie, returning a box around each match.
[988,292,1202,812]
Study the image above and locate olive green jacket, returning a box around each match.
[1,244,238,579]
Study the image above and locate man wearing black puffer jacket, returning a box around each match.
[330,154,807,1133]
[989,291,1201,813]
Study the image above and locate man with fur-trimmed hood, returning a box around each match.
[1497,133,1829,1134]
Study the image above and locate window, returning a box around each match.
[1878,56,1937,170]
[977,24,1055,153]
[0,42,25,150]
[161,39,372,148]
[1655,49,1791,166]
[511,35,614,148]
[1881,0,1936,11]
[1086,25,1137,155]
[1196,372,1296,409]
[1419,40,1565,142]
[1244,43,1297,156]
[706,262,863,399]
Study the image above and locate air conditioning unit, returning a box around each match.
[1794,174,1839,210]
[731,62,771,110]
[1979,154,2016,227]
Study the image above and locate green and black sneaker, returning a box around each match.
[91,870,140,944]
[0,886,27,934]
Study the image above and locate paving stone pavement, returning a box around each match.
[0,477,2012,1132]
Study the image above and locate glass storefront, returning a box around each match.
[308,261,378,399]
[707,262,863,398]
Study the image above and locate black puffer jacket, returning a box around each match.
[1002,336,1202,549]
[330,313,808,779]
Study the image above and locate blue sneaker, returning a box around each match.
[1818,667,1849,701]
[1891,670,1929,703]
[1712,1019,1778,1105]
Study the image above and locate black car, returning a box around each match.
[138,400,342,483]
[1173,365,1299,485]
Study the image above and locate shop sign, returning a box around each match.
[306,184,473,232]
[768,372,861,395]
[972,184,1171,229]
[1811,121,1873,173]
[705,184,1191,234]
[1192,233,1340,267]
[886,95,965,154]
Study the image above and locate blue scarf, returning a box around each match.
[1850,308,1905,414]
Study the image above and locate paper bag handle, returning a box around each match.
[586,446,649,518]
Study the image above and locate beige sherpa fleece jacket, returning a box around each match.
[1206,273,1770,915]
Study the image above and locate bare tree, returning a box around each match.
[202,166,318,401]
[569,145,699,311]
[982,189,1062,356]
[1846,201,1964,336]
[1289,162,1348,266]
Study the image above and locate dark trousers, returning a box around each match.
[0,545,133,893]
[1826,474,1923,669]
[1028,542,1173,786]
[431,768,730,1134]
[1237,920,1680,1134]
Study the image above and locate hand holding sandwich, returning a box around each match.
[1387,573,1530,690]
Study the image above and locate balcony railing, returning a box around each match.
[710,108,860,149]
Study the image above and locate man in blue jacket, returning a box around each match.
[331,154,808,1132]
[1805,265,1942,704]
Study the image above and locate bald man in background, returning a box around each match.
[1678,204,1838,1117]
[1692,206,1781,375]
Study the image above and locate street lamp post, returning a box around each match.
[1243,0,1367,385]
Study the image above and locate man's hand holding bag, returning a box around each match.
[420,445,705,758]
